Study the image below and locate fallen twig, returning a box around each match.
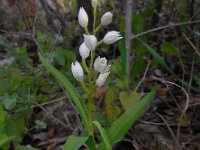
[131,20,200,39]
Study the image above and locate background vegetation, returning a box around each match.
[0,0,200,149]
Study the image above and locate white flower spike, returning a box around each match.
[79,42,90,59]
[71,61,84,81]
[78,7,88,28]
[94,56,110,73]
[96,72,110,87]
[83,34,97,50]
[92,0,98,8]
[101,12,113,26]
[103,31,123,44]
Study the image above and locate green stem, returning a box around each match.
[87,50,95,137]
[82,58,89,73]
[85,136,97,150]
[84,27,90,35]
[80,80,89,95]
[94,23,103,35]
[97,40,104,47]
[87,91,94,136]
[88,50,95,83]
[93,8,97,34]
[93,72,100,83]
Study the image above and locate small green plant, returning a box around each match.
[39,0,156,149]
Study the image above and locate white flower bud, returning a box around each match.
[103,31,123,44]
[96,72,110,87]
[83,34,97,50]
[71,61,84,81]
[94,56,110,73]
[79,42,90,59]
[78,7,88,28]
[101,12,113,25]
[92,0,98,8]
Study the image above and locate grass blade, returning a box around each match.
[137,38,198,92]
[137,38,174,75]
[63,136,88,150]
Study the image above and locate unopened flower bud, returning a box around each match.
[101,12,113,25]
[92,0,98,8]
[71,61,84,81]
[79,43,90,59]
[96,72,110,87]
[78,7,88,27]
[103,31,123,44]
[83,34,97,50]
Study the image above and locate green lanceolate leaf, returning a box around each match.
[98,87,157,150]
[39,53,89,131]
[85,136,97,150]
[15,145,38,150]
[161,42,179,56]
[108,87,156,142]
[137,38,174,75]
[0,104,5,125]
[0,135,15,147]
[119,91,139,111]
[63,136,89,150]
[93,121,112,150]
[106,104,121,124]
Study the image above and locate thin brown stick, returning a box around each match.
[188,54,196,93]
[134,60,151,91]
[165,81,189,115]
[0,29,32,36]
[32,0,39,37]
[156,113,182,150]
[16,0,31,30]
[14,96,68,113]
[151,76,189,115]
[183,33,200,57]
[131,20,200,39]
[125,0,133,90]
[34,102,68,129]
[152,76,190,143]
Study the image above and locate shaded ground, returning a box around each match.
[0,0,200,150]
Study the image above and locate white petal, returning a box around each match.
[101,65,111,74]
[79,42,90,59]
[71,61,84,81]
[83,34,97,50]
[96,72,110,87]
[101,12,113,25]
[94,56,109,73]
[103,31,122,44]
[94,56,101,72]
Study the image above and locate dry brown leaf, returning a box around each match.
[57,0,65,8]
[158,86,168,96]
[28,0,36,17]
[93,87,108,100]
[48,128,55,138]
[47,142,57,150]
